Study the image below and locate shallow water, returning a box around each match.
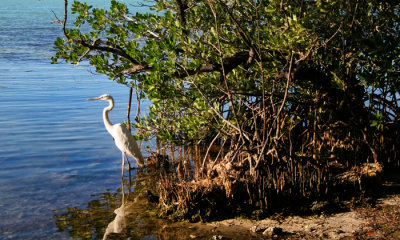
[0,0,152,239]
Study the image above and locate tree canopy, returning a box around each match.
[53,0,400,218]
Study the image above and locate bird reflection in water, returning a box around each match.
[102,185,129,240]
[103,168,159,240]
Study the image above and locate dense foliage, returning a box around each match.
[53,0,400,218]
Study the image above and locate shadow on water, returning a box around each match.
[52,162,267,240]
[53,166,165,240]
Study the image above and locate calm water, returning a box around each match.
[0,0,151,239]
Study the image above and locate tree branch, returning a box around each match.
[57,0,260,81]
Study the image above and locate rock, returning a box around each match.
[262,227,283,237]
[250,225,266,233]
[211,235,228,240]
[311,201,329,213]
[304,225,316,232]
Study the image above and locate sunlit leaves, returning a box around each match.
[53,0,400,147]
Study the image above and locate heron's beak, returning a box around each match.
[87,97,101,101]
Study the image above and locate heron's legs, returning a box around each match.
[121,152,125,178]
[124,153,132,188]
[125,154,132,170]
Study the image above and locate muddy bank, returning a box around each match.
[181,194,398,240]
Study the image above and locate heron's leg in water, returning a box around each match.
[124,153,132,189]
[125,154,132,169]
[121,152,125,178]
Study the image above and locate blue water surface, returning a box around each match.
[0,0,150,239]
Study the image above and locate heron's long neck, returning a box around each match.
[103,99,114,135]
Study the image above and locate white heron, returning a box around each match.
[88,94,144,176]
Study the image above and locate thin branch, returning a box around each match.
[277,51,294,119]
[134,79,141,122]
[123,15,160,38]
[51,10,62,24]
[201,132,221,170]
[127,87,133,132]
[207,0,250,144]
[217,0,254,51]
[321,23,343,48]
[113,65,151,79]
[63,0,69,41]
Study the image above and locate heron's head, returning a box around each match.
[88,94,113,101]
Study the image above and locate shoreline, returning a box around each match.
[100,168,400,240]
[180,193,400,239]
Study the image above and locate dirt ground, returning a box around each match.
[201,194,400,239]
[178,175,400,240]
